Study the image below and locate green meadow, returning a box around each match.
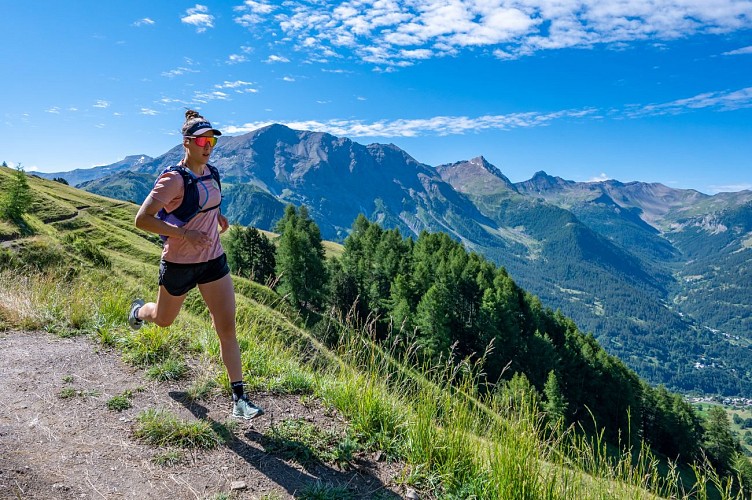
[1,166,748,499]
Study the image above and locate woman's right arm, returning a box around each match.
[135,195,212,248]
[134,195,188,239]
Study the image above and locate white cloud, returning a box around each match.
[723,45,752,56]
[140,108,159,115]
[223,108,598,136]
[234,14,264,27]
[133,18,155,27]
[181,5,214,33]
[283,76,295,82]
[227,54,248,64]
[193,90,230,103]
[219,83,752,139]
[161,67,200,78]
[252,0,752,66]
[398,48,433,60]
[238,0,275,14]
[215,80,259,93]
[159,97,188,105]
[234,1,276,26]
[45,107,60,114]
[216,80,254,89]
[629,87,752,116]
[93,100,110,109]
[266,54,290,63]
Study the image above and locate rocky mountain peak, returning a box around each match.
[513,170,574,196]
[435,156,516,195]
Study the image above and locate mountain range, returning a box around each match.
[37,124,752,397]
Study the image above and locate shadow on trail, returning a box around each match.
[169,391,401,499]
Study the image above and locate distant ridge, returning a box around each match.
[36,155,153,187]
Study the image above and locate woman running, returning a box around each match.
[129,109,262,420]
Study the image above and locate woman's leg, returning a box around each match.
[137,286,187,328]
[197,273,242,382]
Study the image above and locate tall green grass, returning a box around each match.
[5,262,746,498]
[1,259,742,499]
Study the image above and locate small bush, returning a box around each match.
[107,390,133,411]
[152,450,184,467]
[96,325,123,347]
[58,387,77,399]
[146,357,188,381]
[123,326,186,366]
[133,409,221,449]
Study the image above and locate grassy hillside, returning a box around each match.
[0,166,747,499]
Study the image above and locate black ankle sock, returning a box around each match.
[231,380,245,401]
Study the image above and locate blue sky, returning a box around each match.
[2,1,751,194]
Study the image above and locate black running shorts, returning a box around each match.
[159,253,230,297]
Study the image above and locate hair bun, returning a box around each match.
[185,109,202,121]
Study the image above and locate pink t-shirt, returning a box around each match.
[149,166,224,264]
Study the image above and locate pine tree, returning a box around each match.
[542,370,568,426]
[497,372,540,418]
[243,227,276,284]
[388,273,415,335]
[1,164,33,222]
[341,214,383,311]
[225,225,276,285]
[414,279,453,360]
[326,258,362,320]
[275,205,327,309]
[225,225,247,275]
[703,405,740,474]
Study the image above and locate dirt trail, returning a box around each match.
[0,330,403,499]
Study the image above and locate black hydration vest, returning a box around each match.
[155,164,222,239]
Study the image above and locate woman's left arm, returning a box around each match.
[218,213,229,234]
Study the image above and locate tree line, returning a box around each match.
[224,207,749,482]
